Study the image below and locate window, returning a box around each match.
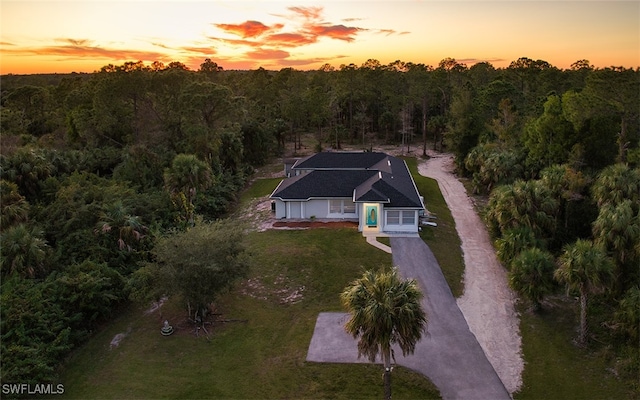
[343,200,356,214]
[330,199,356,214]
[387,210,400,225]
[387,210,415,225]
[329,200,342,213]
[402,211,415,225]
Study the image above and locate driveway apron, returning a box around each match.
[306,237,511,400]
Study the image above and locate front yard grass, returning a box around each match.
[59,227,440,399]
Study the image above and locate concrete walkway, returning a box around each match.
[306,237,510,400]
[365,236,392,254]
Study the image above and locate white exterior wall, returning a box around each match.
[273,199,357,219]
[305,200,330,218]
[274,199,286,219]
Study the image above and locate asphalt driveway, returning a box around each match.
[306,237,510,400]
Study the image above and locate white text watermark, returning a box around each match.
[1,383,65,396]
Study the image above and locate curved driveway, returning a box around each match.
[306,236,510,399]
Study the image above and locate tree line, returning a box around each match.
[1,56,638,388]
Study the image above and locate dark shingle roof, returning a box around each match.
[271,152,423,208]
[272,170,377,200]
[293,152,388,170]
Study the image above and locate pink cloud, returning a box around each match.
[287,6,324,20]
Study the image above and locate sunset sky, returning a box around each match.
[1,1,638,74]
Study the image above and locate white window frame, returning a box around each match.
[386,210,415,225]
[329,199,342,214]
[402,211,415,225]
[387,210,401,225]
[329,199,356,215]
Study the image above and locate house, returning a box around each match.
[270,152,425,236]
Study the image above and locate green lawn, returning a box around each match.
[239,177,282,204]
[59,227,440,399]
[514,297,631,399]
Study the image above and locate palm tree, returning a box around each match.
[163,154,213,226]
[341,267,427,400]
[592,200,640,264]
[0,224,48,278]
[484,180,559,239]
[555,239,614,346]
[0,180,30,230]
[592,200,640,291]
[95,200,146,251]
[495,226,544,268]
[591,163,640,208]
[508,247,556,311]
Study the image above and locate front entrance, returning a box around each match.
[361,203,381,235]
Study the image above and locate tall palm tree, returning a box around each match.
[341,267,427,400]
[508,247,556,311]
[555,239,614,346]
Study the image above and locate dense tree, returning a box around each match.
[0,147,54,201]
[580,68,640,162]
[523,95,577,172]
[341,267,427,400]
[446,83,479,171]
[131,220,250,320]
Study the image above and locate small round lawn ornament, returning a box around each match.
[161,320,174,336]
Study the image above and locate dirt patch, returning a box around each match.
[240,273,307,305]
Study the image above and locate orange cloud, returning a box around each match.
[209,37,259,47]
[214,20,283,38]
[1,38,167,62]
[246,48,290,60]
[181,46,217,55]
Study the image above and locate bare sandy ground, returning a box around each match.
[418,151,524,394]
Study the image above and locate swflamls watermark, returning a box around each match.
[1,383,65,396]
